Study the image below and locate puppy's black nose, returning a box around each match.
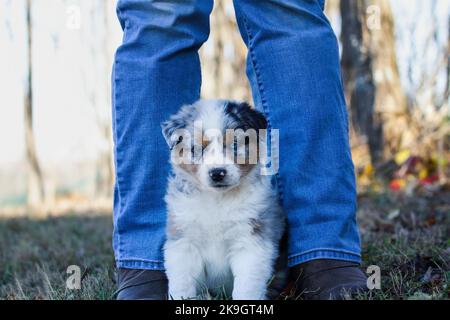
[209,168,227,182]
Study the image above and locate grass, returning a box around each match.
[355,188,450,300]
[0,189,448,300]
[0,212,116,300]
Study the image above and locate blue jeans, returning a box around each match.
[112,0,361,270]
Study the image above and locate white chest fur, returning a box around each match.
[164,174,283,300]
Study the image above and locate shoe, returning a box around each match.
[116,269,168,300]
[289,259,368,300]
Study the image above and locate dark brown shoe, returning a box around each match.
[289,259,368,300]
[116,269,168,300]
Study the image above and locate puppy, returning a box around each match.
[161,100,286,300]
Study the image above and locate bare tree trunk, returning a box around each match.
[211,0,225,98]
[445,16,450,106]
[97,0,114,198]
[24,0,45,208]
[200,0,250,102]
[341,0,414,165]
[340,0,377,162]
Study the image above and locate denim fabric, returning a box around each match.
[112,0,361,270]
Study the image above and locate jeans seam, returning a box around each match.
[288,249,361,267]
[113,3,126,263]
[240,15,285,205]
[113,60,124,263]
[317,0,326,11]
[288,248,362,259]
[117,259,165,271]
[118,258,164,263]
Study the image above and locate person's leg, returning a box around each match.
[112,0,213,299]
[233,0,366,298]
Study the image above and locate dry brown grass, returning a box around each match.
[0,188,448,300]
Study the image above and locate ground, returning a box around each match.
[0,189,449,300]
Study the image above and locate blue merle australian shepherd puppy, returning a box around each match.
[161,100,286,300]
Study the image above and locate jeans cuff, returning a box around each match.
[288,249,361,267]
[116,259,165,271]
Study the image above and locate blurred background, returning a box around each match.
[0,0,449,300]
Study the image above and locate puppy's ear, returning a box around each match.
[242,102,268,131]
[225,101,268,131]
[161,121,180,150]
[161,104,194,149]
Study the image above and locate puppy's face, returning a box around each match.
[162,100,268,192]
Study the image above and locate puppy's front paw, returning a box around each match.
[165,240,203,300]
[232,281,267,300]
[232,290,267,300]
[169,285,197,300]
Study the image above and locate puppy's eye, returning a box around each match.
[233,138,238,153]
[170,136,184,151]
[191,145,206,155]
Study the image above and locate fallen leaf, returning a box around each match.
[387,209,400,220]
[390,179,406,191]
[395,150,411,166]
